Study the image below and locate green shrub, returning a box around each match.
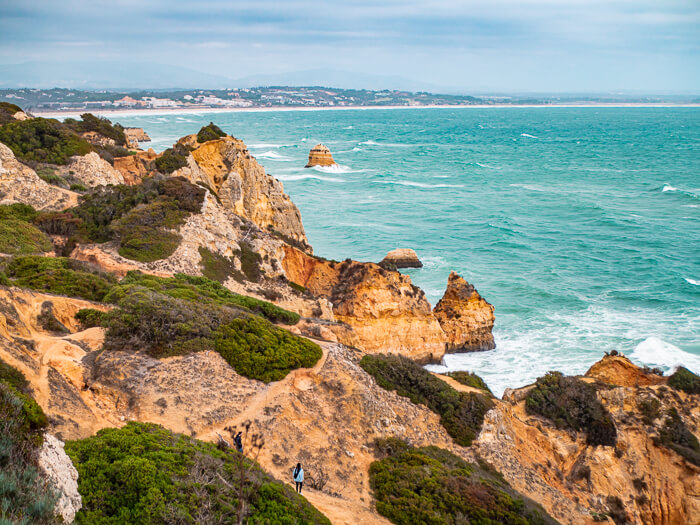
[70,182,88,192]
[116,225,182,262]
[638,397,661,425]
[0,357,29,393]
[0,102,24,125]
[118,271,299,325]
[4,256,116,302]
[65,422,330,525]
[0,117,93,165]
[75,308,108,329]
[215,317,322,382]
[197,122,226,143]
[154,144,189,174]
[525,372,617,447]
[0,219,53,255]
[360,354,493,446]
[370,438,557,525]
[445,370,492,394]
[36,166,68,187]
[289,281,306,294]
[236,241,263,282]
[657,407,700,466]
[0,203,38,222]
[668,367,700,395]
[63,113,127,146]
[33,210,83,237]
[199,246,239,282]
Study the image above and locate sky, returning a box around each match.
[0,0,699,93]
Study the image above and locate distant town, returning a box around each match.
[1,87,696,113]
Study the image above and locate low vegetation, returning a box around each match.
[0,203,52,255]
[668,366,700,395]
[197,122,227,143]
[656,407,700,466]
[65,422,331,525]
[525,372,617,447]
[444,370,492,394]
[75,308,108,329]
[63,113,127,146]
[101,275,317,382]
[370,438,557,525]
[0,358,57,524]
[199,246,240,282]
[0,101,23,125]
[154,143,190,174]
[3,255,116,302]
[359,354,494,446]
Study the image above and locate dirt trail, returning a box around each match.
[302,489,393,525]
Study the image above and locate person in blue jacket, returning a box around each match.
[293,463,304,493]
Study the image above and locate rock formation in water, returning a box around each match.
[123,127,151,148]
[380,248,423,268]
[305,144,336,167]
[433,271,496,352]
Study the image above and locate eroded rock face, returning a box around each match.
[113,148,158,185]
[305,144,336,167]
[282,246,446,362]
[67,152,124,187]
[38,434,82,523]
[475,359,700,525]
[433,271,495,352]
[123,127,151,148]
[380,248,423,268]
[176,135,309,248]
[0,142,78,210]
[80,131,116,148]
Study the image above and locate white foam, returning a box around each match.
[352,147,362,152]
[631,337,700,373]
[359,140,377,145]
[312,164,357,174]
[520,133,538,139]
[276,174,346,183]
[475,162,500,169]
[378,180,464,189]
[344,125,353,129]
[662,184,678,192]
[255,151,293,161]
[685,278,700,286]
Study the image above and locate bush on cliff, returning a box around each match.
[525,372,617,447]
[0,359,57,524]
[3,255,116,302]
[359,354,494,446]
[116,271,299,325]
[65,422,331,525]
[656,407,700,467]
[370,438,557,525]
[0,117,93,165]
[445,370,492,394]
[0,203,53,256]
[102,280,317,382]
[0,101,23,125]
[197,122,226,143]
[63,113,127,146]
[75,308,108,329]
[668,366,700,395]
[154,143,190,174]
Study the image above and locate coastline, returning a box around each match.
[33,102,700,118]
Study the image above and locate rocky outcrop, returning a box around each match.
[0,142,78,210]
[113,148,158,185]
[433,271,495,352]
[67,152,124,187]
[305,144,336,167]
[38,434,82,523]
[282,246,447,362]
[380,248,423,268]
[175,135,309,248]
[123,127,151,148]
[475,357,700,525]
[80,131,116,148]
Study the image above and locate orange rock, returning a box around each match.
[380,248,423,268]
[113,148,158,185]
[585,354,666,387]
[305,144,336,167]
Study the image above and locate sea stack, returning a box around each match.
[380,248,423,268]
[305,144,336,167]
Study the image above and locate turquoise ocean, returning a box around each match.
[111,107,700,396]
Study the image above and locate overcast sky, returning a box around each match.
[1,0,699,92]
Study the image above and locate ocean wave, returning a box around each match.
[631,337,700,373]
[685,278,700,286]
[276,174,346,183]
[509,183,552,193]
[378,180,464,189]
[359,140,377,145]
[249,142,284,148]
[659,184,699,199]
[312,164,358,174]
[475,162,500,169]
[520,133,538,139]
[255,151,293,161]
[344,125,353,129]
[352,147,362,152]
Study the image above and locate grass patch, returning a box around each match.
[444,370,492,394]
[656,407,700,466]
[65,422,330,525]
[236,241,263,282]
[360,354,493,446]
[196,122,226,143]
[3,255,116,302]
[0,203,52,255]
[0,359,57,524]
[370,438,557,525]
[668,367,700,395]
[525,372,617,447]
[198,246,239,282]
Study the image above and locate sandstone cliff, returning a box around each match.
[113,148,158,185]
[305,144,336,167]
[433,271,496,352]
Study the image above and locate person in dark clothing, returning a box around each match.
[293,463,304,493]
[234,432,243,453]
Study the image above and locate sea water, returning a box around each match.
[113,107,700,396]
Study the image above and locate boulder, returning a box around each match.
[305,144,336,167]
[585,354,666,387]
[38,434,82,523]
[68,152,124,187]
[433,271,495,352]
[380,248,423,268]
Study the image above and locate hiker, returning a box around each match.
[234,431,243,453]
[293,463,304,494]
